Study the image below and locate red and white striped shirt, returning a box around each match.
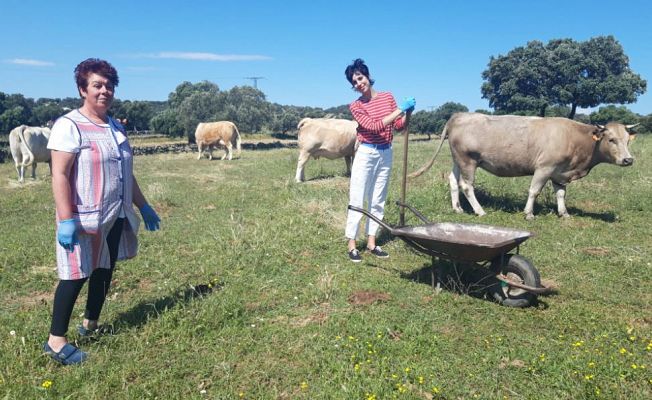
[349,91,405,145]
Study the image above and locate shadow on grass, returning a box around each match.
[393,258,556,309]
[271,132,297,140]
[111,282,222,332]
[401,260,503,303]
[459,188,617,222]
[304,171,350,183]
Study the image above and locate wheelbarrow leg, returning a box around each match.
[431,256,442,294]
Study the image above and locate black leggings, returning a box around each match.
[50,218,124,336]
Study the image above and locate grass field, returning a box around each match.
[0,133,650,399]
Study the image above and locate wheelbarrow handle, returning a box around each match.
[395,201,432,224]
[347,205,395,232]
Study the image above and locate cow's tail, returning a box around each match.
[297,118,311,135]
[408,121,450,178]
[234,124,242,155]
[17,125,36,167]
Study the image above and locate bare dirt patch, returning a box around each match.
[581,247,610,256]
[290,311,329,327]
[348,290,391,306]
[541,278,561,291]
[6,291,51,310]
[498,357,526,369]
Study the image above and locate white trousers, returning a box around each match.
[345,144,393,240]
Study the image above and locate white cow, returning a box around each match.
[295,118,358,182]
[9,125,52,182]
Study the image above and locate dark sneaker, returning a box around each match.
[368,246,389,258]
[348,249,362,263]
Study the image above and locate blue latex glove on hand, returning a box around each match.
[398,97,416,113]
[57,219,78,252]
[139,204,161,231]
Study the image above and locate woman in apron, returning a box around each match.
[43,58,161,365]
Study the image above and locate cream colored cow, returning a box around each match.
[9,125,52,182]
[195,121,242,161]
[295,118,358,182]
[411,113,636,219]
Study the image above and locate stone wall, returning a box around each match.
[0,140,297,163]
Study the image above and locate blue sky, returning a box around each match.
[1,0,650,114]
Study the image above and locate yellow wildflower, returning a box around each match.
[300,381,308,390]
[41,380,53,389]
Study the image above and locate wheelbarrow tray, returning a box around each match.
[348,204,533,263]
[392,223,533,263]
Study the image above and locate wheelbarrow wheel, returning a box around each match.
[490,254,541,308]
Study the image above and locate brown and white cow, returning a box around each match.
[195,121,242,161]
[410,112,636,219]
[9,125,52,182]
[295,117,358,182]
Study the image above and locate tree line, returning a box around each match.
[1,35,649,137]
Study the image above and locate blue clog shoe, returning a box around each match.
[43,342,88,365]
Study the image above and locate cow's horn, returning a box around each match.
[625,123,640,129]
[594,124,605,130]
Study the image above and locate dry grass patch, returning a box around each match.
[581,246,611,256]
[347,290,391,306]
[6,291,51,310]
[301,199,346,230]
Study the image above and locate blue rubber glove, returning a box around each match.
[139,204,161,231]
[57,219,78,252]
[398,97,416,113]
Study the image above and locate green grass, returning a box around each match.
[0,134,650,399]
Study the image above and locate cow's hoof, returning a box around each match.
[525,214,535,221]
[560,213,571,219]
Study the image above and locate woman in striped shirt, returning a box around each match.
[344,59,415,263]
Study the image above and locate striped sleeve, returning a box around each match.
[349,101,386,132]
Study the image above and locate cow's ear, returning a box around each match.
[629,134,636,141]
[592,125,606,141]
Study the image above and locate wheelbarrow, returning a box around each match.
[348,203,551,307]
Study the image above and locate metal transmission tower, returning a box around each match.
[244,76,264,89]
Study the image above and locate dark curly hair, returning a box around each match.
[344,58,374,86]
[74,58,119,97]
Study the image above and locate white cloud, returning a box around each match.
[136,52,271,61]
[6,58,55,66]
